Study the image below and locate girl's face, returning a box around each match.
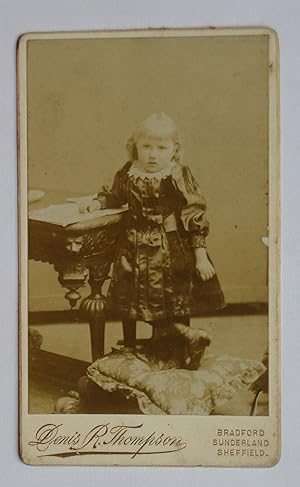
[136,135,175,173]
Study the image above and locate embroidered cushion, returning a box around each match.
[87,351,265,415]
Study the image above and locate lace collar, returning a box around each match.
[127,161,176,181]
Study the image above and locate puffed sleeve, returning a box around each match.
[95,162,130,208]
[171,164,209,248]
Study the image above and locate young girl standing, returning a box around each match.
[81,113,224,369]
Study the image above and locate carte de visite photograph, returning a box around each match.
[18,28,280,466]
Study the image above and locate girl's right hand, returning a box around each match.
[79,199,101,214]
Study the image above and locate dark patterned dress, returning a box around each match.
[98,161,224,324]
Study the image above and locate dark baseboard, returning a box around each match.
[29,349,89,386]
[28,302,268,325]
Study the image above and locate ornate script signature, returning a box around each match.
[28,423,187,459]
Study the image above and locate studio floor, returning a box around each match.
[29,314,268,415]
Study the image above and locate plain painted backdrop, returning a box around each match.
[27,34,269,309]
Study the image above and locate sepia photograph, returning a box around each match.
[18,28,280,466]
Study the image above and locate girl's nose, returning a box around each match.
[149,147,157,158]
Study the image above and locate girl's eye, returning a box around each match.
[143,144,150,148]
[158,145,166,150]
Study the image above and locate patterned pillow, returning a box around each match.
[87,351,266,415]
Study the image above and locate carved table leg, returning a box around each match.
[122,319,137,348]
[55,261,88,309]
[80,263,110,361]
[88,317,105,362]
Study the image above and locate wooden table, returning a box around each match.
[28,193,126,361]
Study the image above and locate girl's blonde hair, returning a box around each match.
[126,112,183,164]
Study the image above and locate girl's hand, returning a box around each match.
[79,199,101,214]
[195,250,216,281]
